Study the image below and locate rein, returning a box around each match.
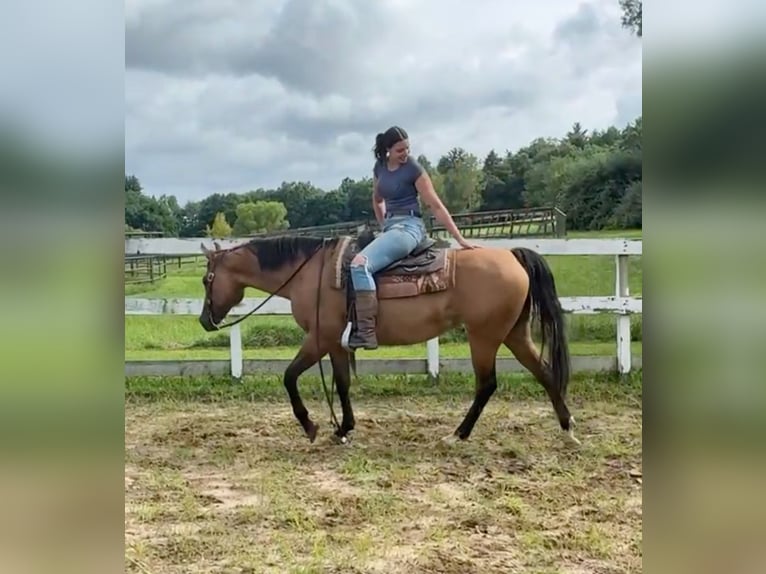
[204,243,321,331]
[205,240,341,433]
[314,243,341,433]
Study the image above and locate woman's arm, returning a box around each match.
[371,175,385,226]
[414,173,478,248]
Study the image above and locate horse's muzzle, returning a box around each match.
[198,314,219,332]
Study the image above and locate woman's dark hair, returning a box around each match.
[373,126,409,160]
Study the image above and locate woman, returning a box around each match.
[347,125,479,351]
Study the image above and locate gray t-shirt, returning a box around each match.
[373,156,425,215]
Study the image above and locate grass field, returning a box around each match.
[125,372,642,573]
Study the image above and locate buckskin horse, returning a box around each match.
[198,231,579,447]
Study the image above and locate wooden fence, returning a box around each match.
[241,206,564,241]
[427,206,565,238]
[124,254,167,285]
[124,237,642,379]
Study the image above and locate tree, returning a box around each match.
[206,212,232,238]
[416,154,435,175]
[232,201,288,235]
[619,0,642,37]
[560,148,642,230]
[437,148,482,212]
[565,122,588,149]
[479,150,520,211]
[192,193,242,237]
[610,180,642,229]
[124,174,181,235]
[271,181,324,228]
[338,177,373,222]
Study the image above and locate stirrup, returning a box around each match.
[341,321,353,353]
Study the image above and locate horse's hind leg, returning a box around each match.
[504,322,579,445]
[448,332,502,442]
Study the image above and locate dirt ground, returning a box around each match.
[125,394,642,573]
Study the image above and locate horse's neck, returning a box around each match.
[245,256,311,298]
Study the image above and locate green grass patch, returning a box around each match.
[125,368,642,403]
[126,341,642,361]
[126,313,642,352]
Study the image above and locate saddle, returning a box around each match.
[331,231,456,300]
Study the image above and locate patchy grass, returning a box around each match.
[125,372,642,573]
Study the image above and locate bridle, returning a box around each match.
[203,242,323,331]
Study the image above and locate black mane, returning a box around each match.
[245,234,340,271]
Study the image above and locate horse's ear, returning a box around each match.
[214,241,222,251]
[200,242,211,257]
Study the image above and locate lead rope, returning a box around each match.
[315,240,341,433]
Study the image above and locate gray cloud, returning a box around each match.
[125,0,643,203]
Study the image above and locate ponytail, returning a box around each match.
[373,132,387,161]
[372,126,409,161]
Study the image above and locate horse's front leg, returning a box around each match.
[330,348,355,443]
[283,338,324,442]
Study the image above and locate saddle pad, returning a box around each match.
[330,236,456,299]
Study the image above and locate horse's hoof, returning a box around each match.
[306,422,319,443]
[562,428,581,448]
[332,430,353,445]
[440,433,459,446]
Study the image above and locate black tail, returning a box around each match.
[511,247,570,398]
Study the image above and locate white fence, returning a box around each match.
[125,237,642,378]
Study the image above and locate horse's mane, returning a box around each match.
[245,234,341,271]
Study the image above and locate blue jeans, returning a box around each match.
[350,214,427,291]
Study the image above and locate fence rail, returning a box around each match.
[124,254,167,285]
[129,207,564,248]
[427,206,565,238]
[125,237,641,257]
[124,238,642,379]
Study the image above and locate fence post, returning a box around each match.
[426,337,440,382]
[554,208,567,238]
[230,324,243,380]
[615,254,631,375]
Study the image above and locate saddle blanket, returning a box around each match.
[331,235,456,299]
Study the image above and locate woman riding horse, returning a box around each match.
[347,126,479,350]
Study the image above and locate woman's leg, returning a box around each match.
[347,217,426,349]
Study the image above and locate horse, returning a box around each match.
[198,231,580,447]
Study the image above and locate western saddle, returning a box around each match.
[332,229,456,351]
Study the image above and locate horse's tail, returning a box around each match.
[511,247,570,398]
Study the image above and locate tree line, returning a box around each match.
[126,115,642,237]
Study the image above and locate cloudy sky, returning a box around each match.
[125,0,642,204]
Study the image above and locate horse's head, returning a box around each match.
[198,241,246,332]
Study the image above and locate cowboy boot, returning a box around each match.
[348,290,379,350]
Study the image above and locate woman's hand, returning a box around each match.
[457,236,482,250]
[413,173,482,250]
